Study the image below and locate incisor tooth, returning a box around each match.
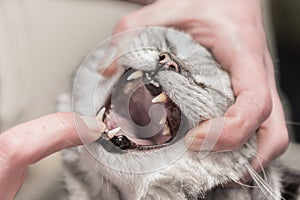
[162,126,171,136]
[127,70,143,81]
[97,107,106,122]
[107,127,121,139]
[152,92,167,103]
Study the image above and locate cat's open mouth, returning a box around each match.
[96,68,183,153]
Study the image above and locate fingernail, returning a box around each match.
[76,115,105,144]
[185,136,205,151]
[185,126,209,151]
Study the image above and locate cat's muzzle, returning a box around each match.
[96,67,185,153]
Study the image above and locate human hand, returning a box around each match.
[0,113,101,200]
[101,0,288,173]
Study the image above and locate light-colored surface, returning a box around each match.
[0,1,299,200]
[15,153,64,200]
[0,1,141,199]
[0,0,140,132]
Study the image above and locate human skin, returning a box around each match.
[0,1,289,198]
[101,0,289,174]
[0,113,100,200]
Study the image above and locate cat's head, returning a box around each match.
[94,27,234,155]
[67,27,239,174]
[66,28,256,198]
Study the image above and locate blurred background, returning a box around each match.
[271,0,300,143]
[0,0,299,199]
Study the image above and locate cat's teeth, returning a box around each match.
[96,108,107,134]
[159,115,167,125]
[127,70,143,81]
[162,125,171,136]
[97,107,106,122]
[99,121,107,134]
[152,92,167,103]
[123,82,134,94]
[107,127,121,139]
[151,80,160,88]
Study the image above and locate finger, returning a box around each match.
[186,57,272,151]
[0,112,101,199]
[250,51,289,172]
[251,92,288,172]
[0,112,101,165]
[0,163,27,200]
[98,57,119,77]
[112,1,183,35]
[236,88,289,185]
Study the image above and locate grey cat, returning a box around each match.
[58,27,300,200]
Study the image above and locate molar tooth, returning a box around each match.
[162,126,171,136]
[107,127,121,139]
[97,107,106,122]
[127,70,143,81]
[123,82,134,94]
[159,115,167,125]
[152,92,167,103]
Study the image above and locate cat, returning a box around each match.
[58,27,300,200]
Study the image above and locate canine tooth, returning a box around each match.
[127,70,143,81]
[99,121,107,134]
[107,127,121,139]
[97,107,106,122]
[162,126,171,136]
[152,92,167,103]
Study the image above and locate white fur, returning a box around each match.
[58,27,298,200]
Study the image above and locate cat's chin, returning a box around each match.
[95,68,188,154]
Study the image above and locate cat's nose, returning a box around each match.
[158,52,171,64]
[158,52,180,73]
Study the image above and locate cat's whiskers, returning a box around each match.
[285,120,300,126]
[246,165,285,200]
[244,143,285,200]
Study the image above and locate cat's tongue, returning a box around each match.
[105,77,170,145]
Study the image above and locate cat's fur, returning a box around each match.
[58,27,300,200]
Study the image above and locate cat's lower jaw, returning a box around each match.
[63,135,257,200]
